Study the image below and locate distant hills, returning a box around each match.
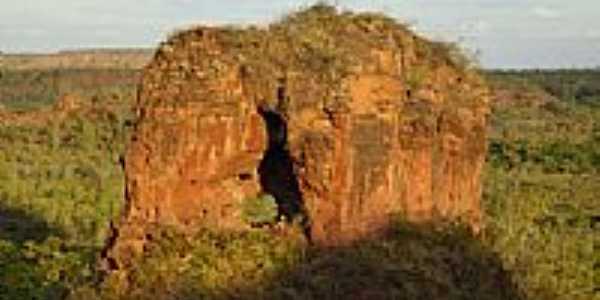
[0,48,154,70]
[1,48,598,72]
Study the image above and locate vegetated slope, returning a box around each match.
[0,69,140,112]
[74,223,522,300]
[484,71,599,300]
[0,88,135,299]
[0,49,152,70]
[489,69,600,107]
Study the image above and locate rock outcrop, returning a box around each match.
[106,5,489,268]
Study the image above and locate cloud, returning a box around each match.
[532,6,561,19]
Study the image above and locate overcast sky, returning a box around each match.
[1,0,599,69]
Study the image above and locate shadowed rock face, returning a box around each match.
[106,6,489,267]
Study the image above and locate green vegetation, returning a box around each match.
[483,70,599,300]
[489,69,600,107]
[0,69,139,111]
[70,222,522,300]
[0,71,135,299]
[0,61,598,299]
[241,194,279,226]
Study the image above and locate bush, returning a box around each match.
[241,194,279,225]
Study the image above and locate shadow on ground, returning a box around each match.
[0,205,62,244]
[90,222,526,300]
[238,226,524,300]
[0,205,73,300]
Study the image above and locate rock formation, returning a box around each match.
[106,5,489,268]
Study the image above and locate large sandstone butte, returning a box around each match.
[107,5,489,267]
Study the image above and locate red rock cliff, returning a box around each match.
[107,6,489,267]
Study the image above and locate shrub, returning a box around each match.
[241,194,279,225]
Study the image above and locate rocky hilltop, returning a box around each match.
[107,5,489,268]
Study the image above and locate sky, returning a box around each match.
[1,0,599,69]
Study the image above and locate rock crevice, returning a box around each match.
[257,107,306,223]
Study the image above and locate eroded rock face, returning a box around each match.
[107,6,489,267]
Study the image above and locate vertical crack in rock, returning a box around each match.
[257,107,308,230]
